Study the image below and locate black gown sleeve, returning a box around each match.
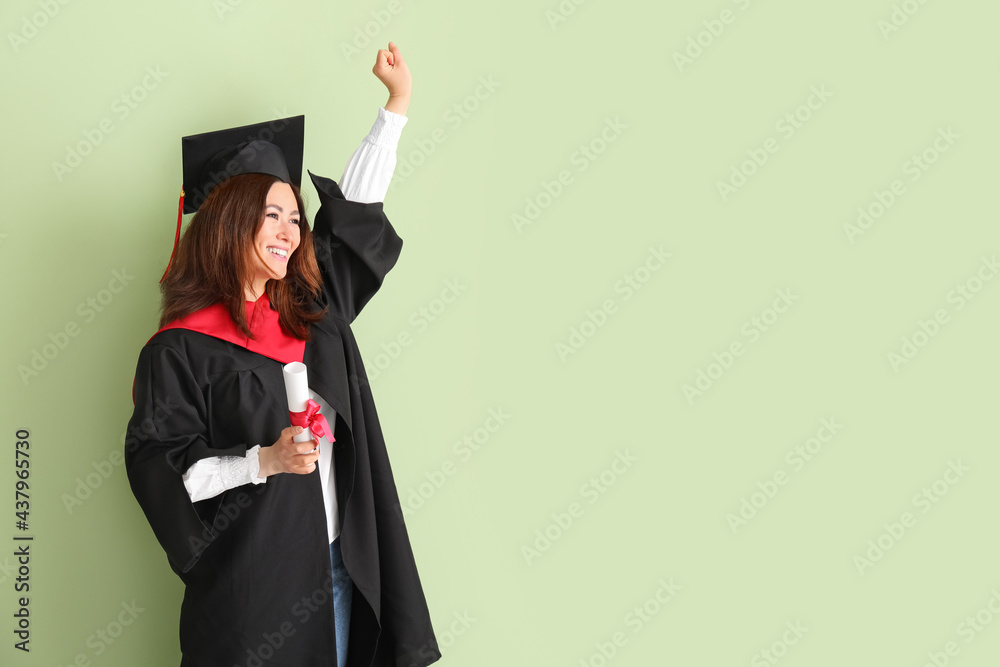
[124,342,244,573]
[308,170,403,324]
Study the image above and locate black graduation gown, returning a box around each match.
[124,172,441,667]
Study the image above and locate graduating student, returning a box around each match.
[124,43,440,667]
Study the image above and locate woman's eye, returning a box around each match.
[290,219,300,226]
[267,212,279,219]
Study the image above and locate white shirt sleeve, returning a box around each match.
[338,107,408,204]
[182,445,266,503]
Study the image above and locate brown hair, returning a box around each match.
[159,173,326,340]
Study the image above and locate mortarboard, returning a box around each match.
[161,115,306,282]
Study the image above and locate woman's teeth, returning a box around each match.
[267,247,288,258]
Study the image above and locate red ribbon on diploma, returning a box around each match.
[289,399,334,442]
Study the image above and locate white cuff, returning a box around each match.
[368,106,408,150]
[230,444,266,485]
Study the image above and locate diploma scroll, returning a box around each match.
[282,362,333,448]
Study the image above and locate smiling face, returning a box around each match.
[250,181,301,293]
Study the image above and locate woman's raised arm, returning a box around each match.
[338,42,412,203]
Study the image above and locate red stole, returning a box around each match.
[132,293,305,403]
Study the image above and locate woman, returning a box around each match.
[124,43,440,667]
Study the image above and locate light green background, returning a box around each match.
[2,0,998,665]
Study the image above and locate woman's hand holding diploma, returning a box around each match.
[276,363,327,477]
[258,426,320,477]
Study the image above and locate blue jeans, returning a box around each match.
[330,536,352,667]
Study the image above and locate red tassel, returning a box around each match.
[160,189,184,283]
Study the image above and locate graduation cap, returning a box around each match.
[161,115,306,282]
